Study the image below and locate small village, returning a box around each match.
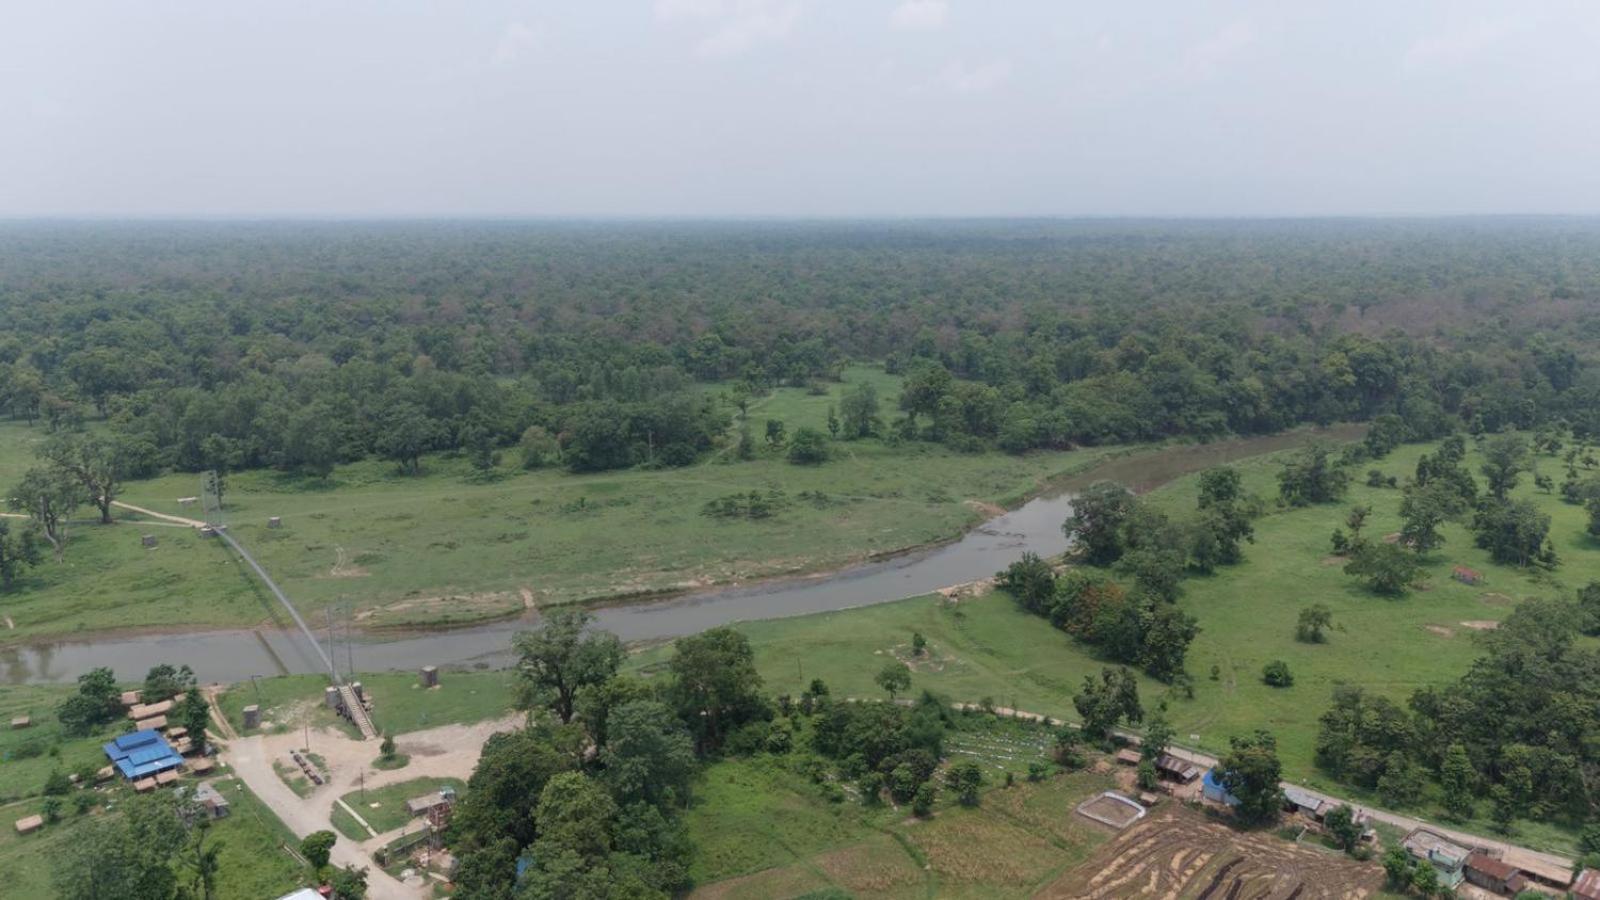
[1067,740,1600,900]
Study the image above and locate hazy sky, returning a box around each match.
[4,1,1600,217]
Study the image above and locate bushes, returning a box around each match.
[1261,660,1294,688]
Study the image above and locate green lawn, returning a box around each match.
[337,776,466,838]
[0,370,1121,643]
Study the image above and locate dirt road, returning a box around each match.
[222,715,520,899]
[111,500,207,528]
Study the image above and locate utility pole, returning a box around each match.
[344,603,354,679]
[326,607,338,684]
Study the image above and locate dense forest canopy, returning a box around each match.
[3,218,1600,477]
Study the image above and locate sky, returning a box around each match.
[3,0,1600,218]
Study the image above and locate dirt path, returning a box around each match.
[222,714,521,899]
[111,500,207,528]
[203,685,239,741]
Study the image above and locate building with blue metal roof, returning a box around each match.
[103,729,183,780]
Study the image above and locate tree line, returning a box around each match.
[2,220,1600,486]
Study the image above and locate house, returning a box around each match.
[1452,566,1484,585]
[1501,848,1575,890]
[1113,748,1141,766]
[1463,852,1522,895]
[1573,868,1600,900]
[104,729,184,781]
[1154,753,1201,783]
[14,815,43,835]
[135,715,168,731]
[188,758,215,775]
[127,699,174,721]
[11,715,30,729]
[406,792,452,817]
[1401,828,1470,889]
[1282,786,1323,818]
[194,781,230,819]
[1201,769,1240,806]
[120,690,142,707]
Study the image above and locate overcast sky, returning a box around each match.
[4,1,1599,217]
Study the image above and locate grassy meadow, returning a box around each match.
[684,741,1117,898]
[639,432,1600,856]
[0,367,1124,643]
[0,683,129,803]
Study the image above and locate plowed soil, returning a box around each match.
[1037,805,1385,900]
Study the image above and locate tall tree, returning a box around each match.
[1480,433,1530,500]
[40,432,149,524]
[1220,730,1283,826]
[373,401,438,475]
[1472,499,1554,567]
[1064,481,1136,565]
[668,626,766,752]
[838,382,880,439]
[1440,743,1475,819]
[1073,667,1143,740]
[513,609,624,724]
[600,700,696,808]
[0,519,43,592]
[1343,541,1421,595]
[8,466,80,558]
[1277,445,1349,507]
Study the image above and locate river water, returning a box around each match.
[0,426,1361,685]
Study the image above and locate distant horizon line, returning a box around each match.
[4,212,1600,224]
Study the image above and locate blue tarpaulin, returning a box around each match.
[103,729,183,780]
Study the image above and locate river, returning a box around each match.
[0,426,1361,685]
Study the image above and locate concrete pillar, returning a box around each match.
[242,705,260,729]
[324,686,340,709]
[141,534,157,548]
[420,666,438,687]
[267,516,282,529]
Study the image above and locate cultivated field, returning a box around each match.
[1039,805,1387,900]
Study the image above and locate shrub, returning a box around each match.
[1262,660,1294,687]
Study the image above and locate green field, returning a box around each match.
[639,433,1600,856]
[0,775,307,900]
[0,683,130,803]
[336,776,466,839]
[685,747,1116,898]
[0,368,1127,643]
[217,670,517,739]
